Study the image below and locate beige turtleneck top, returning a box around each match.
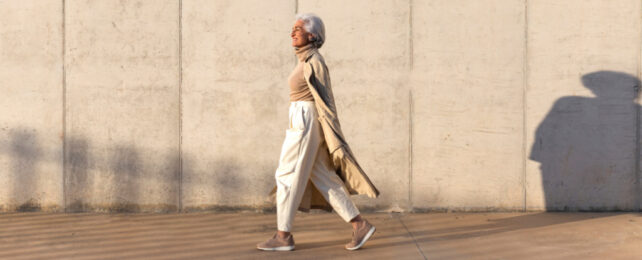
[288,43,315,101]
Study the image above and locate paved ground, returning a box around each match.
[0,211,640,259]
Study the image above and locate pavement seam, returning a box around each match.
[393,213,427,260]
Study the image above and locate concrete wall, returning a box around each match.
[0,0,640,212]
[0,1,63,212]
[411,0,526,211]
[64,0,180,212]
[525,0,642,211]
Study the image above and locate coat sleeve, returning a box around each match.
[304,56,345,153]
[306,57,337,115]
[304,55,381,199]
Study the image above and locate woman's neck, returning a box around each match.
[294,43,315,62]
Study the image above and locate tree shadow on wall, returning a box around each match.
[0,132,182,213]
[65,137,148,212]
[8,129,43,211]
[65,138,181,213]
[529,70,641,211]
[3,127,261,213]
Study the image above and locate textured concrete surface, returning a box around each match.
[525,0,642,211]
[0,1,64,211]
[410,0,526,210]
[181,0,294,210]
[0,212,639,259]
[64,0,180,212]
[1,1,642,212]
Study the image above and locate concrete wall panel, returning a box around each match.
[525,0,641,211]
[0,1,63,212]
[65,0,180,212]
[298,0,411,210]
[411,0,526,210]
[181,0,295,209]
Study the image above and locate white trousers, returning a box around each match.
[275,101,360,232]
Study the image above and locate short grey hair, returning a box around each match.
[295,13,326,48]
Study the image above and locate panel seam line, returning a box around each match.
[634,1,642,212]
[408,0,414,212]
[62,0,67,212]
[178,0,183,213]
[522,0,529,212]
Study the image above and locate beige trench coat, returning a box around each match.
[269,48,380,212]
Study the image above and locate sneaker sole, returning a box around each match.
[257,245,295,251]
[346,226,376,251]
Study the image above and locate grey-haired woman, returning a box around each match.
[257,13,380,251]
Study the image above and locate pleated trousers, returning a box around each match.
[275,101,360,232]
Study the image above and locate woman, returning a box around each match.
[256,13,380,251]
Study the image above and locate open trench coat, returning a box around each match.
[268,47,380,212]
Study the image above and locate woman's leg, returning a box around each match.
[308,140,376,250]
[274,102,322,234]
[308,140,361,223]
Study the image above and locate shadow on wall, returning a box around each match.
[65,136,92,211]
[64,136,181,213]
[180,156,246,212]
[9,129,43,211]
[67,142,145,212]
[109,145,142,212]
[3,129,268,212]
[0,131,182,212]
[529,71,641,211]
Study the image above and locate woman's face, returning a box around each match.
[291,20,312,47]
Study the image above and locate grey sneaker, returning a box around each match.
[257,233,295,251]
[345,220,376,250]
